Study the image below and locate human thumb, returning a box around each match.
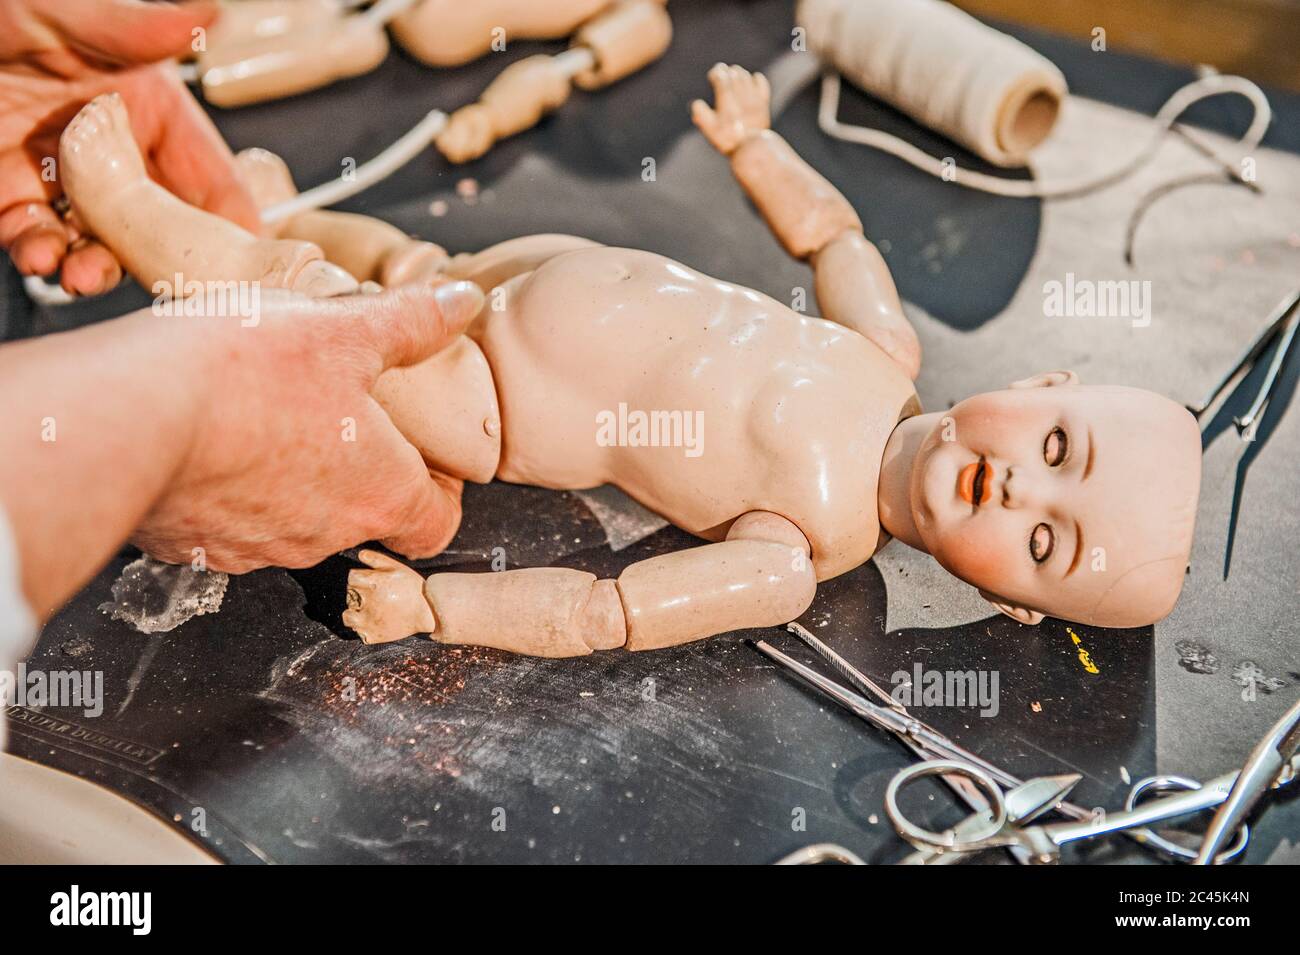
[355,281,485,372]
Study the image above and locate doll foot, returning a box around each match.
[343,549,436,644]
[234,148,299,212]
[60,94,149,214]
[290,258,359,297]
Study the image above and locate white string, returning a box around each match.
[260,108,447,223]
[357,0,421,28]
[799,0,1068,167]
[23,275,75,307]
[818,69,1272,199]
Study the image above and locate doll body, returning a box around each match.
[467,244,916,580]
[58,68,1200,654]
[346,247,916,656]
[55,70,918,658]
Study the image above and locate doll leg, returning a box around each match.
[344,511,816,656]
[234,148,450,287]
[234,148,599,291]
[433,0,672,163]
[195,0,388,108]
[59,95,356,297]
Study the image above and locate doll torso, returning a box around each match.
[471,246,918,580]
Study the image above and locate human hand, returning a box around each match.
[133,281,486,573]
[0,0,259,296]
[691,63,772,156]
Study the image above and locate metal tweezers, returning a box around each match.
[1187,287,1300,441]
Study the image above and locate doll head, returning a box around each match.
[908,372,1201,628]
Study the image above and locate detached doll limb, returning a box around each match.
[196,6,389,108]
[344,511,816,655]
[693,64,920,380]
[59,95,356,297]
[391,0,611,68]
[436,0,672,163]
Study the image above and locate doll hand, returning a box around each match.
[691,63,772,156]
[343,549,436,644]
[436,104,495,164]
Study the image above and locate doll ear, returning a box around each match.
[1009,370,1080,390]
[979,589,1045,625]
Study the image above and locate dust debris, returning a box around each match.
[262,640,504,781]
[60,638,93,658]
[99,556,227,633]
[1174,639,1220,675]
[456,177,479,204]
[1231,660,1288,695]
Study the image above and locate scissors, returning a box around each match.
[756,625,1298,864]
[756,625,1132,864]
[887,695,1300,865]
[1187,286,1300,442]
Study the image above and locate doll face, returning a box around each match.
[909,380,1201,627]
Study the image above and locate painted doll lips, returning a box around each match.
[958,458,994,506]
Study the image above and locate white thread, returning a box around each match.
[260,108,447,223]
[357,0,421,28]
[801,0,1272,200]
[819,70,1271,199]
[798,0,1068,168]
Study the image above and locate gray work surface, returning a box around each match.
[3,0,1297,863]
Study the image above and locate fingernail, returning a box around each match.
[434,281,484,330]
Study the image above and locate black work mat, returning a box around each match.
[15,482,1157,864]
[5,0,1299,863]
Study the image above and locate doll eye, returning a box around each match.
[1043,427,1068,467]
[1029,523,1054,563]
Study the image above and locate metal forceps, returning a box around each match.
[756,624,1256,864]
[756,624,1081,865]
[1187,287,1300,441]
[887,696,1300,865]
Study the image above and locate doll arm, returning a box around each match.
[692,64,920,379]
[435,0,672,163]
[343,511,816,655]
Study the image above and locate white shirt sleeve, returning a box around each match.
[0,503,36,751]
